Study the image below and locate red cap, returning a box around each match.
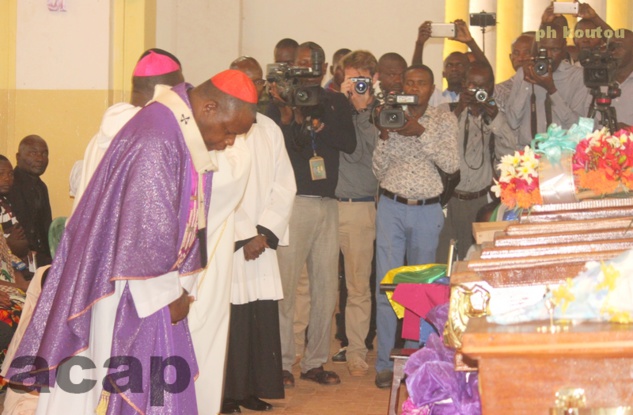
[133,51,181,77]
[210,69,258,104]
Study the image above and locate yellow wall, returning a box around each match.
[11,90,109,218]
[5,0,157,219]
[1,1,17,157]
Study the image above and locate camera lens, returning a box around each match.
[355,81,368,94]
[475,90,488,102]
[535,61,548,76]
[295,90,309,103]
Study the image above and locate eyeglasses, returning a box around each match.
[253,79,267,86]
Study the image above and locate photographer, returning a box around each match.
[333,50,380,378]
[506,23,592,149]
[372,65,459,389]
[414,19,491,107]
[266,41,356,388]
[436,63,517,262]
[374,53,408,98]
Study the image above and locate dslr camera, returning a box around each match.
[349,77,372,94]
[532,48,551,77]
[468,88,489,103]
[266,49,323,107]
[377,93,419,129]
[578,47,619,88]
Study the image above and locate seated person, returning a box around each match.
[0,229,30,367]
[0,155,29,261]
[7,136,52,267]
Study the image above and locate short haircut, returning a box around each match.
[538,22,566,46]
[297,41,325,64]
[340,50,378,76]
[229,56,262,73]
[332,48,352,63]
[19,135,46,152]
[275,38,299,50]
[468,61,495,84]
[378,52,407,67]
[0,155,9,163]
[405,64,434,85]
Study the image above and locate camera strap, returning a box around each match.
[545,93,553,127]
[463,112,485,171]
[530,85,537,138]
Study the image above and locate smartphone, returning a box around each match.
[552,2,578,14]
[430,23,456,38]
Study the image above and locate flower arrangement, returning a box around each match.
[572,128,633,196]
[491,146,543,210]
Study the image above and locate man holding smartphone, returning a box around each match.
[413,19,491,109]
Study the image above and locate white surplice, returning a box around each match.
[231,113,296,305]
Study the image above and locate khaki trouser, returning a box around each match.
[338,200,376,362]
[278,196,339,373]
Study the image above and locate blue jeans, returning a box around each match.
[374,195,444,373]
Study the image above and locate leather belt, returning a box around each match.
[453,187,490,201]
[380,188,440,206]
[337,196,375,202]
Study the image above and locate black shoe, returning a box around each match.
[375,370,393,389]
[221,398,241,414]
[332,347,347,363]
[238,396,273,411]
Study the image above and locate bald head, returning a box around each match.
[230,56,265,99]
[17,135,49,176]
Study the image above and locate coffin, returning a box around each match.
[461,317,633,414]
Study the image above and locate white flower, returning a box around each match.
[491,181,501,197]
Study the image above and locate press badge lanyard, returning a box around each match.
[308,118,326,180]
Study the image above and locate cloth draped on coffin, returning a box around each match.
[381,264,450,341]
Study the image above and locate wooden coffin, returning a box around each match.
[448,198,633,371]
[461,317,633,415]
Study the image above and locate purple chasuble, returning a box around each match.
[7,83,210,415]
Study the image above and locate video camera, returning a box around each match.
[266,49,323,107]
[578,45,621,133]
[376,93,419,129]
[532,48,551,77]
[578,47,619,89]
